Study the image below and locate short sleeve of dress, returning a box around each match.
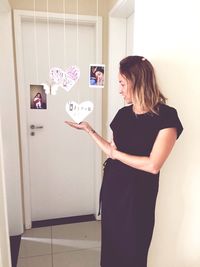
[110,109,121,131]
[159,106,183,139]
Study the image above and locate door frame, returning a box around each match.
[0,1,12,266]
[14,9,103,229]
[0,119,12,267]
[107,0,134,139]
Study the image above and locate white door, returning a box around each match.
[15,11,102,224]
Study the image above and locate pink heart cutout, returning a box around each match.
[49,66,80,92]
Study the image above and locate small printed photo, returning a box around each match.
[30,84,47,110]
[89,64,105,88]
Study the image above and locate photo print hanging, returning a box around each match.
[89,64,105,88]
[30,84,47,110]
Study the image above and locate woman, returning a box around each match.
[65,55,183,267]
[33,92,42,109]
[95,66,104,86]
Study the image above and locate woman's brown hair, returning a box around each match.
[119,55,167,114]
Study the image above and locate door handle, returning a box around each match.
[30,124,44,130]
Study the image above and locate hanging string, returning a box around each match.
[96,0,99,63]
[76,0,80,103]
[76,0,79,67]
[46,0,51,73]
[63,0,66,68]
[33,0,39,83]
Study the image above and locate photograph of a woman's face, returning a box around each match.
[89,64,105,88]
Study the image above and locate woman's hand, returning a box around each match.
[64,121,93,133]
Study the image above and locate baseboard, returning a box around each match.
[32,214,96,228]
[10,235,21,267]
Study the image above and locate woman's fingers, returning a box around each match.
[64,121,82,129]
[110,140,117,149]
[64,121,90,131]
[108,140,117,159]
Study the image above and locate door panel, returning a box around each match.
[21,18,99,221]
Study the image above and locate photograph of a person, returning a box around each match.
[30,84,47,109]
[89,64,105,88]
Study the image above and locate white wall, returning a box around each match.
[0,0,23,236]
[0,118,12,267]
[126,12,134,55]
[133,0,200,266]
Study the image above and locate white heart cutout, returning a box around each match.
[66,101,94,124]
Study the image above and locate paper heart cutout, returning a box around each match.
[66,101,94,124]
[49,66,80,92]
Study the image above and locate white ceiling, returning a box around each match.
[110,0,135,18]
[0,0,10,12]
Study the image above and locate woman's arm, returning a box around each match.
[111,128,177,174]
[65,121,177,174]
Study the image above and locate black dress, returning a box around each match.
[100,104,183,267]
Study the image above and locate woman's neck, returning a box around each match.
[132,104,148,114]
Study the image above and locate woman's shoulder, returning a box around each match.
[157,103,183,138]
[118,105,132,114]
[116,104,179,117]
[158,103,178,115]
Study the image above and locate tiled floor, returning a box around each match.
[17,221,101,267]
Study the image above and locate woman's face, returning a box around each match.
[95,71,103,80]
[118,73,133,104]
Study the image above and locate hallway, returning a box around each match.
[17,221,101,267]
